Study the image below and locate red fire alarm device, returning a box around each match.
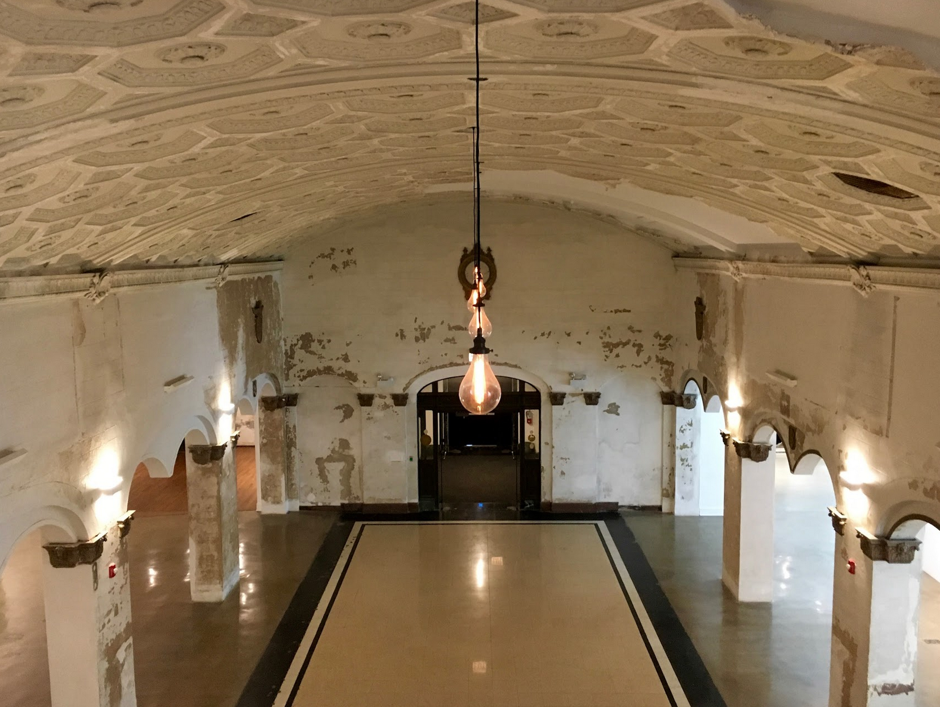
[108,563,117,579]
[847,559,856,575]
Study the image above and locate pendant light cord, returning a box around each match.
[473,0,482,293]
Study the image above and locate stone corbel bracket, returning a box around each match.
[117,510,135,539]
[549,392,566,406]
[260,394,297,411]
[188,442,228,465]
[281,393,299,407]
[660,391,696,409]
[583,392,601,406]
[357,393,375,407]
[43,531,107,568]
[856,529,921,563]
[733,439,772,462]
[827,506,847,536]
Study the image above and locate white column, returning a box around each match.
[674,399,701,516]
[722,439,775,602]
[186,441,239,602]
[42,522,136,707]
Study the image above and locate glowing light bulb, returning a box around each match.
[459,341,501,415]
[467,306,493,338]
[467,290,479,311]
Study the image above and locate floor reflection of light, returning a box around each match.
[148,567,157,588]
[475,559,486,589]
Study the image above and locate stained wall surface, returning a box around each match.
[282,198,697,507]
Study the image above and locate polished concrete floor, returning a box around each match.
[288,522,680,707]
[442,455,517,506]
[0,510,335,707]
[624,454,940,707]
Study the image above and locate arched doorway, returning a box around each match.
[417,376,541,511]
[674,379,725,516]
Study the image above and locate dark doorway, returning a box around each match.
[417,377,541,511]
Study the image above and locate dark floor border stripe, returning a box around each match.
[283,525,365,707]
[235,518,355,707]
[594,524,679,707]
[604,516,728,707]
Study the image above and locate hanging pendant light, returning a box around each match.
[458,0,501,416]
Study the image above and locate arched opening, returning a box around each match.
[416,375,542,511]
[0,519,79,707]
[772,451,836,700]
[234,397,259,511]
[674,379,725,516]
[882,516,940,704]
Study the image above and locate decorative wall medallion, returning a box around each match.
[458,246,496,299]
[252,300,264,343]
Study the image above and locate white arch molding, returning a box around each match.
[404,365,554,504]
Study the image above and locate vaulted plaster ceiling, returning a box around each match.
[1,0,940,273]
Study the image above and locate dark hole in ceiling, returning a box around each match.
[832,173,919,200]
[229,211,258,223]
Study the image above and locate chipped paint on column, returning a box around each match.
[185,446,239,602]
[721,447,742,597]
[661,403,676,513]
[258,404,287,512]
[97,523,136,707]
[284,405,300,510]
[674,402,701,516]
[282,200,691,506]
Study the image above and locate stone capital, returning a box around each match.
[357,393,375,407]
[856,529,921,563]
[281,393,299,407]
[733,439,772,462]
[660,391,696,409]
[827,506,847,535]
[43,532,107,568]
[117,510,135,539]
[391,393,409,407]
[188,442,228,465]
[549,391,566,406]
[583,392,601,406]
[259,395,285,412]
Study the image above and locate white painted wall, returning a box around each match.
[699,405,725,516]
[923,524,940,582]
[0,270,283,572]
[282,197,694,507]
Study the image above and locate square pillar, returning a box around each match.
[284,399,300,512]
[186,441,239,602]
[661,402,676,513]
[42,520,136,707]
[722,437,775,602]
[258,395,289,514]
[830,529,922,706]
[674,397,701,516]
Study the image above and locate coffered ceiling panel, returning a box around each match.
[0,0,939,273]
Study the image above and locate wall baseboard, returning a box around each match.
[342,502,420,514]
[542,501,620,513]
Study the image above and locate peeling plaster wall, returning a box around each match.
[283,198,694,506]
[0,272,282,570]
[689,270,940,705]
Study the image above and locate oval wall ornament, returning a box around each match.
[458,246,496,300]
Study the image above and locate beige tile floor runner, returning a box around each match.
[279,522,689,707]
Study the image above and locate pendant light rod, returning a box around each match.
[471,0,485,292]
